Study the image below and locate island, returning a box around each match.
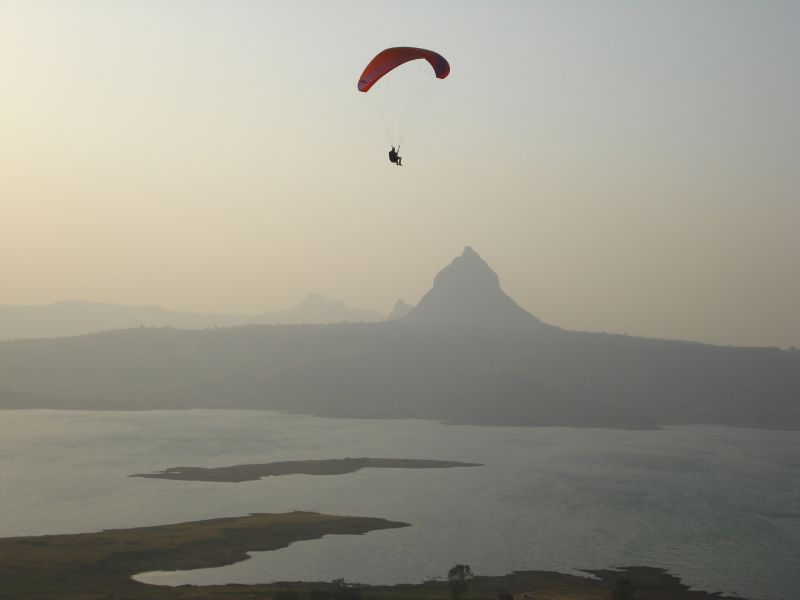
[132,457,483,482]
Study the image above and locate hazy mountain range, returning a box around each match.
[0,294,385,341]
[1,247,798,429]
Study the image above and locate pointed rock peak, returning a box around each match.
[431,246,501,293]
[404,247,545,330]
[386,299,414,321]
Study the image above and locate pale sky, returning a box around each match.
[1,0,798,348]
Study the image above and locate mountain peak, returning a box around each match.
[403,247,545,330]
[386,299,414,321]
[296,294,346,311]
[431,246,501,293]
[276,294,384,324]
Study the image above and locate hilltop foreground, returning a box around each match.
[0,511,744,600]
[1,247,798,429]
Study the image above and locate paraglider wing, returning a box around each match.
[357,47,450,93]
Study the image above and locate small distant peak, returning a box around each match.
[462,245,478,257]
[281,294,383,324]
[386,299,414,321]
[296,294,345,310]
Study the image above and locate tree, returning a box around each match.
[447,564,473,600]
[332,577,362,600]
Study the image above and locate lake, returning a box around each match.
[0,409,797,599]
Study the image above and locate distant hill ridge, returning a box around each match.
[1,246,798,429]
[0,295,385,341]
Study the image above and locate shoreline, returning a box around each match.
[0,511,747,600]
[3,406,799,432]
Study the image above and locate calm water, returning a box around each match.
[0,410,798,599]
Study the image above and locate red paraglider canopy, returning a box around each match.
[357,47,450,93]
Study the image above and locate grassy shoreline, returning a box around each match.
[0,512,404,599]
[0,512,745,600]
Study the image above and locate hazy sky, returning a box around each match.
[2,0,798,348]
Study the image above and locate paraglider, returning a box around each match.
[388,146,402,166]
[358,47,450,164]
